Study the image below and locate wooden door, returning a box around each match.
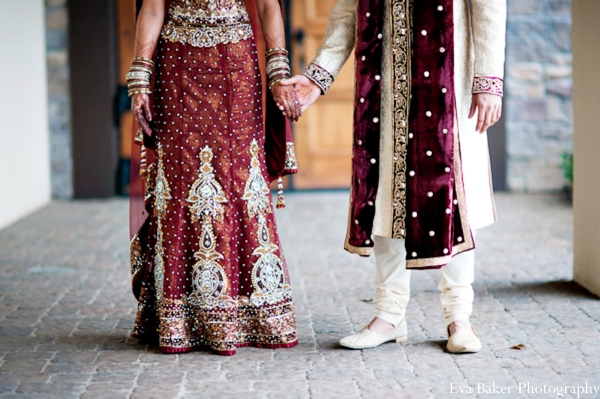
[117,0,137,161]
[69,0,120,197]
[290,0,355,189]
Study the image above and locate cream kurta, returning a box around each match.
[306,0,506,236]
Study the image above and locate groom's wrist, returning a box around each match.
[302,63,334,95]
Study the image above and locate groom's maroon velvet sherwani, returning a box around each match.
[303,0,506,268]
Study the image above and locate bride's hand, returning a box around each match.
[132,94,153,136]
[271,82,302,122]
[278,75,321,112]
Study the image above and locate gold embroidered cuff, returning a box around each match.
[302,63,334,94]
[472,76,504,97]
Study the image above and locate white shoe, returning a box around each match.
[446,323,482,353]
[339,319,408,349]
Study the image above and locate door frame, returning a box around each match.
[69,0,119,198]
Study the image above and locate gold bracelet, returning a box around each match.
[268,78,286,90]
[127,71,151,79]
[266,47,287,53]
[267,63,291,76]
[132,56,154,66]
[267,56,289,64]
[127,82,151,89]
[128,88,152,97]
[129,66,153,74]
[266,47,288,57]
[269,70,291,80]
[128,82,151,88]
[268,72,291,84]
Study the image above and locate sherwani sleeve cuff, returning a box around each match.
[472,76,504,97]
[302,63,335,94]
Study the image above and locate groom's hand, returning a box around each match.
[469,93,502,133]
[279,75,321,112]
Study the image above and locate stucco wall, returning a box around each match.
[0,0,51,230]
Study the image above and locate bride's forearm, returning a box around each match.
[256,0,285,50]
[134,0,166,59]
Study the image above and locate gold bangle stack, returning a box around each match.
[266,48,290,90]
[126,57,154,97]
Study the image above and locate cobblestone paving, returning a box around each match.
[0,193,598,399]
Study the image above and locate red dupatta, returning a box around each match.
[129,0,295,239]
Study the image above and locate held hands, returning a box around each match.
[271,82,302,122]
[132,94,153,136]
[469,93,502,133]
[279,75,321,112]
[273,77,504,134]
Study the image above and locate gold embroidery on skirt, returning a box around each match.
[186,146,234,310]
[149,295,296,351]
[243,140,292,307]
[153,145,172,219]
[242,141,272,217]
[187,147,228,222]
[152,145,171,302]
[153,226,166,302]
[130,234,144,283]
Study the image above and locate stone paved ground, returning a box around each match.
[0,193,598,399]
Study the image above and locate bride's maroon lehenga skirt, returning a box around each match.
[130,37,298,356]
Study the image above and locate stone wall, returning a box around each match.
[46,0,73,198]
[505,0,573,192]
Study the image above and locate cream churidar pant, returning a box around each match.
[373,233,476,327]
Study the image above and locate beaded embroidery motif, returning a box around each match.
[153,145,171,302]
[130,234,144,283]
[187,147,228,222]
[161,0,253,48]
[243,140,292,306]
[186,146,234,309]
[242,141,272,218]
[169,0,250,25]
